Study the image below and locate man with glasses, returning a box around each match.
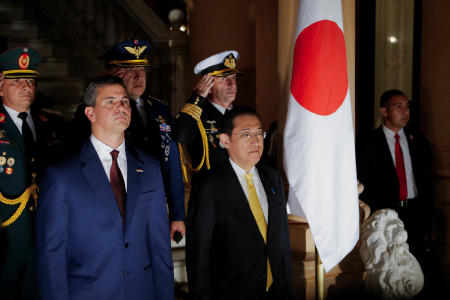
[186,107,292,300]
[71,38,185,241]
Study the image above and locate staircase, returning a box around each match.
[0,0,91,120]
[0,0,188,120]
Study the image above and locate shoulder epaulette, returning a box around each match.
[148,96,168,106]
[40,108,63,117]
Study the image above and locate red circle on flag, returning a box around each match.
[290,20,348,116]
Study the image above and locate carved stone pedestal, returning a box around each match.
[289,218,366,299]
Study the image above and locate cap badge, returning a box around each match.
[134,39,139,45]
[124,46,147,59]
[18,54,30,70]
[224,54,236,68]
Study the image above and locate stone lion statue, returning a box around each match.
[359,209,424,299]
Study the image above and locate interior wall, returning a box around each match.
[420,0,450,285]
[187,0,278,130]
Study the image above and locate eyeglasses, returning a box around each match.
[231,131,266,139]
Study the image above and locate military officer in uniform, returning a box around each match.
[71,38,185,240]
[0,47,66,300]
[174,50,241,182]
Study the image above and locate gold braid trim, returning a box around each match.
[178,143,190,184]
[193,119,210,172]
[177,119,211,174]
[0,184,38,227]
[181,103,202,121]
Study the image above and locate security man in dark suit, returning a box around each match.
[174,50,241,181]
[71,38,185,240]
[186,107,292,300]
[356,90,434,276]
[0,47,66,300]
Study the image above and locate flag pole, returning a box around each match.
[315,247,324,300]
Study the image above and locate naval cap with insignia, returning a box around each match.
[194,50,242,77]
[0,47,40,78]
[100,38,151,68]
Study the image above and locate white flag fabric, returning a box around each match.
[283,0,359,272]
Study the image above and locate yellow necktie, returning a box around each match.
[244,173,273,291]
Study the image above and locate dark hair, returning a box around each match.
[83,75,126,107]
[380,89,406,108]
[222,106,262,135]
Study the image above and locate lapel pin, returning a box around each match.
[136,168,144,173]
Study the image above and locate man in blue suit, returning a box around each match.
[70,38,185,242]
[36,76,174,300]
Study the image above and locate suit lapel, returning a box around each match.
[222,161,266,244]
[79,141,123,235]
[124,145,146,228]
[376,127,397,174]
[256,164,283,242]
[1,105,25,154]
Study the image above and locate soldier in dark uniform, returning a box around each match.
[70,38,185,240]
[174,50,241,181]
[0,47,66,300]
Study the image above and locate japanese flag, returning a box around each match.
[283,0,359,272]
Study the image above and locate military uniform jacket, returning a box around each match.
[174,94,230,177]
[0,103,67,300]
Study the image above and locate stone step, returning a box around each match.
[38,57,69,77]
[0,2,24,20]
[8,38,53,57]
[0,20,38,39]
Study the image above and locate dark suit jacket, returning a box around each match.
[186,161,292,300]
[36,140,174,300]
[70,97,185,222]
[356,126,433,236]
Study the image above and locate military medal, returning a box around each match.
[5,167,13,175]
[156,115,171,162]
[0,156,6,166]
[206,120,219,148]
[0,166,3,173]
[0,113,5,123]
[7,157,15,166]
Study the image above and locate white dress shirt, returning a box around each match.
[382,126,418,199]
[229,158,269,223]
[209,101,232,115]
[90,135,128,191]
[3,104,36,141]
[135,97,148,127]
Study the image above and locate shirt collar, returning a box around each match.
[382,125,405,140]
[90,134,126,159]
[229,158,256,178]
[3,104,32,119]
[209,100,232,115]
